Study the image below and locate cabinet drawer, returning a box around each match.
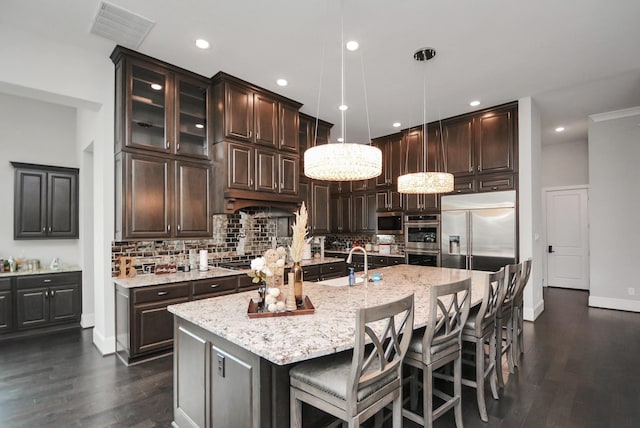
[320,262,346,279]
[192,276,237,297]
[16,272,80,288]
[477,173,516,192]
[370,257,388,268]
[301,265,321,281]
[0,278,11,291]
[134,282,190,304]
[238,275,259,292]
[386,256,404,266]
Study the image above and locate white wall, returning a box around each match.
[541,140,589,188]
[588,107,640,312]
[518,97,545,321]
[0,93,81,265]
[0,25,116,354]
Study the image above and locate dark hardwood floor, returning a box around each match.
[1,287,639,427]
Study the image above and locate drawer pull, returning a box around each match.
[43,279,52,283]
[210,284,219,288]
[157,291,168,296]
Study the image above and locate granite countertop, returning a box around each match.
[325,249,405,258]
[0,265,81,278]
[168,265,489,366]
[113,257,346,288]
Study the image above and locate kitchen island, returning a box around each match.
[168,265,489,428]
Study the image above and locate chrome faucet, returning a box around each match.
[346,246,368,283]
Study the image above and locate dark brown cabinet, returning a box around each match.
[115,152,211,240]
[441,102,518,192]
[0,279,12,332]
[15,272,82,330]
[353,192,377,233]
[12,162,79,240]
[330,193,352,233]
[112,47,213,240]
[373,134,403,188]
[299,113,333,178]
[112,48,211,160]
[310,182,330,234]
[401,127,439,212]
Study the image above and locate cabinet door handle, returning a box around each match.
[177,224,181,232]
[43,279,52,283]
[249,178,253,186]
[477,165,480,172]
[42,227,46,232]
[48,227,52,233]
[157,291,168,296]
[167,225,171,232]
[166,140,171,149]
[176,142,180,151]
[51,290,55,297]
[44,290,48,298]
[249,131,252,139]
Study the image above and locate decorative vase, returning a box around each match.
[257,280,267,312]
[286,272,297,311]
[292,261,303,305]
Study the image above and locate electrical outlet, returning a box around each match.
[628,287,635,296]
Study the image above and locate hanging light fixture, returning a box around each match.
[397,48,454,194]
[304,4,382,182]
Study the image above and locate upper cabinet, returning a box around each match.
[112,47,213,240]
[112,47,211,160]
[298,113,333,179]
[12,162,79,240]
[212,72,301,152]
[442,102,518,178]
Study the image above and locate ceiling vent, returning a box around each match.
[90,1,155,49]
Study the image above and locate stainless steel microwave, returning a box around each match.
[376,212,403,235]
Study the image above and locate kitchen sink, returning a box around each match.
[316,276,364,287]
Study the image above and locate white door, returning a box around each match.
[545,188,589,290]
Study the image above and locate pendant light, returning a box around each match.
[397,48,454,194]
[304,3,382,182]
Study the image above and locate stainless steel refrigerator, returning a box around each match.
[440,190,517,272]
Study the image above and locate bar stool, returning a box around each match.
[458,268,506,422]
[403,278,472,428]
[495,263,521,388]
[512,258,532,367]
[289,294,415,428]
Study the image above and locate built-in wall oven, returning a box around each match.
[405,214,441,266]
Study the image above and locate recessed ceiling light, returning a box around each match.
[195,123,204,129]
[393,122,401,128]
[150,83,162,90]
[555,126,565,132]
[276,78,288,87]
[195,39,210,49]
[346,40,359,51]
[337,137,344,142]
[338,104,348,111]
[469,100,480,107]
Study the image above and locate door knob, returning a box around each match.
[548,245,555,253]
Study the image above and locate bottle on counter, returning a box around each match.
[7,256,16,272]
[348,267,356,286]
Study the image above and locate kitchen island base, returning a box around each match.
[172,318,291,428]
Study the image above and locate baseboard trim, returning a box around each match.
[93,328,116,355]
[523,299,545,322]
[588,296,640,313]
[81,313,95,328]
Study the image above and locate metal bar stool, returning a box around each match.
[289,294,415,428]
[403,278,472,428]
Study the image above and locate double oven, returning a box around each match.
[404,214,441,267]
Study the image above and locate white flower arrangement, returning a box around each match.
[247,246,289,312]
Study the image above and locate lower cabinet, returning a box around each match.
[0,279,12,332]
[174,319,269,428]
[15,272,82,330]
[116,281,190,364]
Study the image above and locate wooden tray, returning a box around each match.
[247,295,315,318]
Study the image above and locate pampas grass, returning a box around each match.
[289,202,308,262]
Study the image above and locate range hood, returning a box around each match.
[242,207,296,218]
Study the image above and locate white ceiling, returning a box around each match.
[2,0,640,145]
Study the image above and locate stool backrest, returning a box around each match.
[348,294,415,404]
[499,263,522,316]
[423,278,472,364]
[514,258,532,302]
[470,267,506,336]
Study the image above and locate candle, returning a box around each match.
[199,250,208,271]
